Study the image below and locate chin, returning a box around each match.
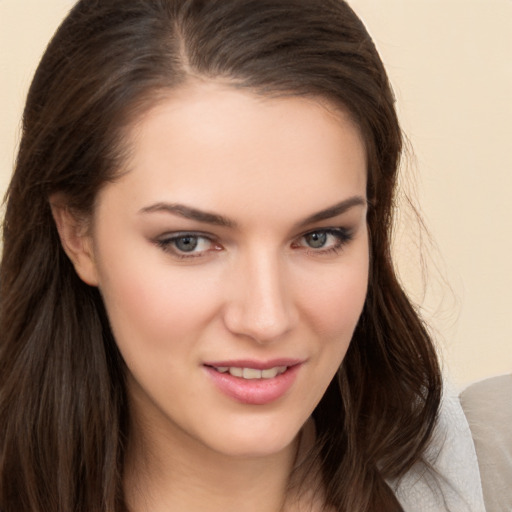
[202,420,303,459]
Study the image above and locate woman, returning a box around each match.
[0,1,484,511]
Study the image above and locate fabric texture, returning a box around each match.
[388,384,486,512]
[460,374,512,512]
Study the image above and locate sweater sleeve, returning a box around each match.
[388,383,486,512]
[460,374,512,512]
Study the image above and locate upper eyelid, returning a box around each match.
[296,226,351,238]
[157,230,216,241]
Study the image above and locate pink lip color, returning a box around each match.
[203,360,302,405]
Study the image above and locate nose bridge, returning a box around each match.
[224,245,295,343]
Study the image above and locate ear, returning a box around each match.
[50,194,99,286]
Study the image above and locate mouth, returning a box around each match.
[203,359,303,405]
[207,365,288,380]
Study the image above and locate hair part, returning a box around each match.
[0,1,441,511]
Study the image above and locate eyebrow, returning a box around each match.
[139,202,236,227]
[138,195,366,229]
[296,195,367,228]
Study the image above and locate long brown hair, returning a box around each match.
[0,1,442,510]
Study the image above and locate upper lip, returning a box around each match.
[203,358,304,370]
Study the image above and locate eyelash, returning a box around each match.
[155,228,353,260]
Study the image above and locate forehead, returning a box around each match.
[101,82,367,225]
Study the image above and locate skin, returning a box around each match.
[54,81,369,512]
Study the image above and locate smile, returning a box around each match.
[213,366,288,379]
[204,359,303,405]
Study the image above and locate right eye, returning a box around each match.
[155,233,221,259]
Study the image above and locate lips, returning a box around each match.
[203,359,303,405]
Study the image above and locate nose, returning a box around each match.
[222,249,297,344]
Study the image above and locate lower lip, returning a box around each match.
[204,365,301,405]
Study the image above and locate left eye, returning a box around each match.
[303,231,329,249]
[294,228,351,252]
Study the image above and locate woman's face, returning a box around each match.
[82,82,369,458]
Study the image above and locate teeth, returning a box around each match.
[214,366,288,379]
[229,367,243,377]
[262,367,279,378]
[243,368,261,379]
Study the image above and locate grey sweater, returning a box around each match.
[461,374,512,512]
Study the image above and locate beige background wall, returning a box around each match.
[1,0,511,389]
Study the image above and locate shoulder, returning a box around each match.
[388,383,486,512]
[460,373,512,421]
[460,374,512,512]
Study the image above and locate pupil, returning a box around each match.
[176,236,198,252]
[306,232,327,248]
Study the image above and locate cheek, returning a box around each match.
[298,257,369,341]
[290,254,369,413]
[95,246,224,357]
